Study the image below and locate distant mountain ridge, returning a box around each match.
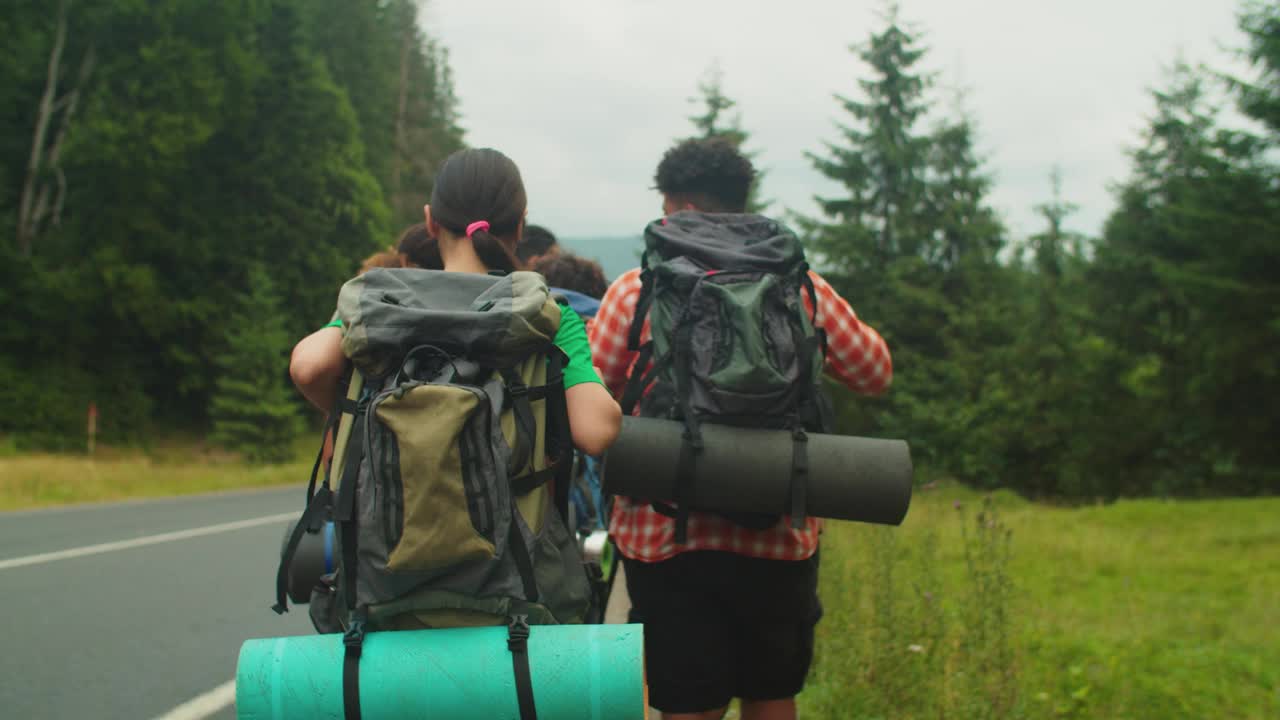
[557,235,643,282]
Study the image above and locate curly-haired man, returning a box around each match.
[589,137,893,720]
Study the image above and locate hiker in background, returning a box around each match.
[517,223,560,265]
[395,222,444,270]
[358,247,403,273]
[290,148,621,458]
[532,250,612,600]
[589,137,893,720]
[357,224,446,276]
[531,251,608,331]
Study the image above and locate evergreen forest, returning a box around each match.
[3,0,1277,502]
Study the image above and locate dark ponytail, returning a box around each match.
[429,148,528,273]
[469,228,521,273]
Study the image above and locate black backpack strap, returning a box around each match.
[508,346,573,508]
[670,420,702,545]
[273,373,353,614]
[334,410,367,617]
[500,366,537,477]
[792,273,821,528]
[272,485,333,614]
[545,347,574,522]
[342,607,367,720]
[799,267,828,360]
[338,428,366,720]
[619,344,664,417]
[620,266,658,414]
[627,264,655,352]
[507,512,540,602]
[507,615,538,720]
[669,306,708,544]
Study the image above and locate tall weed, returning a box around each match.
[803,493,1019,718]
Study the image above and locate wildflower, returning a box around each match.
[907,644,925,654]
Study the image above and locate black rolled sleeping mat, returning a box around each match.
[603,416,912,526]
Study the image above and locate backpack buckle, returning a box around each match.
[343,616,367,654]
[681,428,704,452]
[507,614,531,649]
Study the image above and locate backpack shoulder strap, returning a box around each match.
[620,260,658,416]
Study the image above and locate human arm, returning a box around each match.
[555,304,622,456]
[289,326,346,411]
[806,271,893,396]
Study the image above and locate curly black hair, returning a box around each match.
[653,137,755,213]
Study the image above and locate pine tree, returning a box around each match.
[802,9,948,458]
[210,265,302,463]
[1091,60,1280,494]
[1234,1,1280,135]
[924,99,1004,288]
[686,64,769,212]
[806,9,934,274]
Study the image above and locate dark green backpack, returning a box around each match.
[620,212,831,542]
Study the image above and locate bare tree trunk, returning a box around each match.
[31,43,95,237]
[392,20,413,208]
[17,0,69,258]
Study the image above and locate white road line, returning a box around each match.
[0,512,296,571]
[151,679,236,720]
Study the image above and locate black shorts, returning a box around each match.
[623,550,822,714]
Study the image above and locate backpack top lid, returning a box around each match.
[337,268,560,377]
[551,288,601,319]
[643,211,806,273]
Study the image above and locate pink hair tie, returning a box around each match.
[465,220,490,237]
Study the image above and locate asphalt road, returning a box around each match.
[0,487,316,719]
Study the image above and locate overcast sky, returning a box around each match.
[421,1,1249,241]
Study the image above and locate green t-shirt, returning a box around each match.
[322,304,601,389]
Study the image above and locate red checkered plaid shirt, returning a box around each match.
[589,267,893,563]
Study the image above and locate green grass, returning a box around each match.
[800,483,1280,719]
[0,438,312,510]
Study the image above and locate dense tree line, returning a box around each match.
[0,0,463,450]
[3,0,1276,499]
[805,4,1279,497]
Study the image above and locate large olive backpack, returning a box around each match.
[274,269,590,720]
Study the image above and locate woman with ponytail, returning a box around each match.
[290,148,622,457]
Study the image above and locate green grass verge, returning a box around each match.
[799,483,1280,719]
[0,441,312,511]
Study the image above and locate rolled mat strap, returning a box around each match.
[790,428,809,530]
[342,611,366,720]
[508,616,538,720]
[672,426,703,545]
